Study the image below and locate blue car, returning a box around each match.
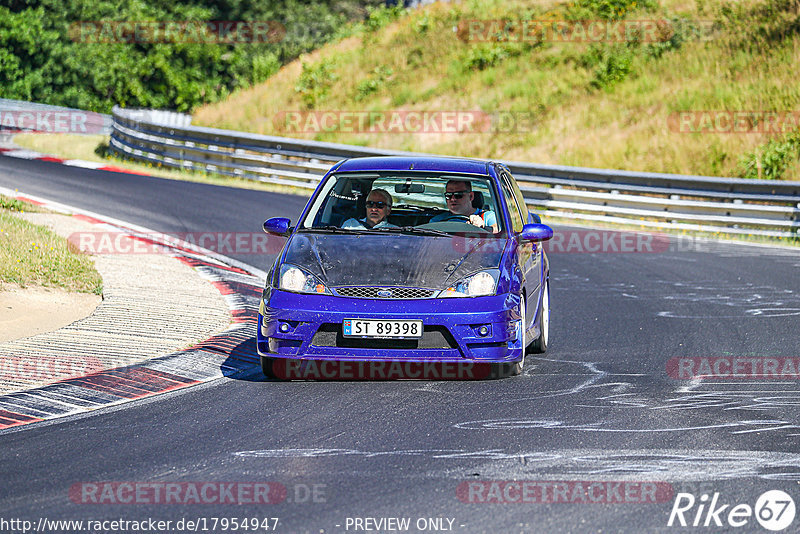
[258,156,553,379]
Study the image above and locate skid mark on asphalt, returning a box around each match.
[453,418,800,435]
[553,262,800,318]
[230,359,800,481]
[413,356,800,440]
[232,447,800,481]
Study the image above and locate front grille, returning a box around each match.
[311,323,457,349]
[333,286,435,299]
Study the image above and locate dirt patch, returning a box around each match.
[0,283,100,342]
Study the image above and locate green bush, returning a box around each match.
[355,65,394,101]
[579,14,705,90]
[0,0,384,113]
[718,0,800,50]
[581,44,635,89]
[459,43,529,71]
[363,5,406,33]
[568,0,658,20]
[415,13,431,34]
[739,131,800,179]
[644,18,698,59]
[295,59,338,108]
[251,52,282,85]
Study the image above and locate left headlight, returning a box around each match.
[438,269,499,298]
[279,264,331,294]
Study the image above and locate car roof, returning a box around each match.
[334,156,493,176]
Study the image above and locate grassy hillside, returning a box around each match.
[193,0,800,179]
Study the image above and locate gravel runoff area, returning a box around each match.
[0,211,232,394]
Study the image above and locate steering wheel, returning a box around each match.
[441,214,471,222]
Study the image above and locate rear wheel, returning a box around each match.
[529,279,549,354]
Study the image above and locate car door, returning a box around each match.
[498,170,538,322]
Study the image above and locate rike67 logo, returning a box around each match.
[668,490,795,531]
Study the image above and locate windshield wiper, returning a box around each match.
[302,226,453,237]
[376,226,453,237]
[301,226,370,234]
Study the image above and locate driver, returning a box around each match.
[341,188,398,229]
[430,180,497,232]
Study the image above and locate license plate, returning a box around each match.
[343,319,423,338]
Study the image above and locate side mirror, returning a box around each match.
[519,223,553,242]
[263,217,291,237]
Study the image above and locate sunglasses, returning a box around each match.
[444,191,470,200]
[366,200,388,209]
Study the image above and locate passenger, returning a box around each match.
[430,180,497,232]
[341,188,398,229]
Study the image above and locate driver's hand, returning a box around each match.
[468,214,484,227]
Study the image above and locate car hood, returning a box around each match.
[284,232,504,288]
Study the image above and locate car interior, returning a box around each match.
[308,174,499,231]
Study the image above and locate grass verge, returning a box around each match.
[0,196,103,294]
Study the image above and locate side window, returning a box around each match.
[505,170,531,223]
[500,173,524,232]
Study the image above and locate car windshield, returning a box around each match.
[299,172,504,235]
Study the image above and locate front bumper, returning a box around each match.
[257,289,523,363]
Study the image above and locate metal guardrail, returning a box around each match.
[110,106,800,238]
[0,98,112,135]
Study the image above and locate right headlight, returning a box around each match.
[279,264,331,294]
[438,269,499,298]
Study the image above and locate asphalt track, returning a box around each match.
[2,154,800,533]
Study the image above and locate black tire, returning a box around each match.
[490,362,521,379]
[261,356,279,379]
[505,294,528,377]
[529,279,550,354]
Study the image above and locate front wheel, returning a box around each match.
[529,279,549,354]
[261,356,279,379]
[507,294,527,376]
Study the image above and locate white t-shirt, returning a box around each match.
[341,218,398,229]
